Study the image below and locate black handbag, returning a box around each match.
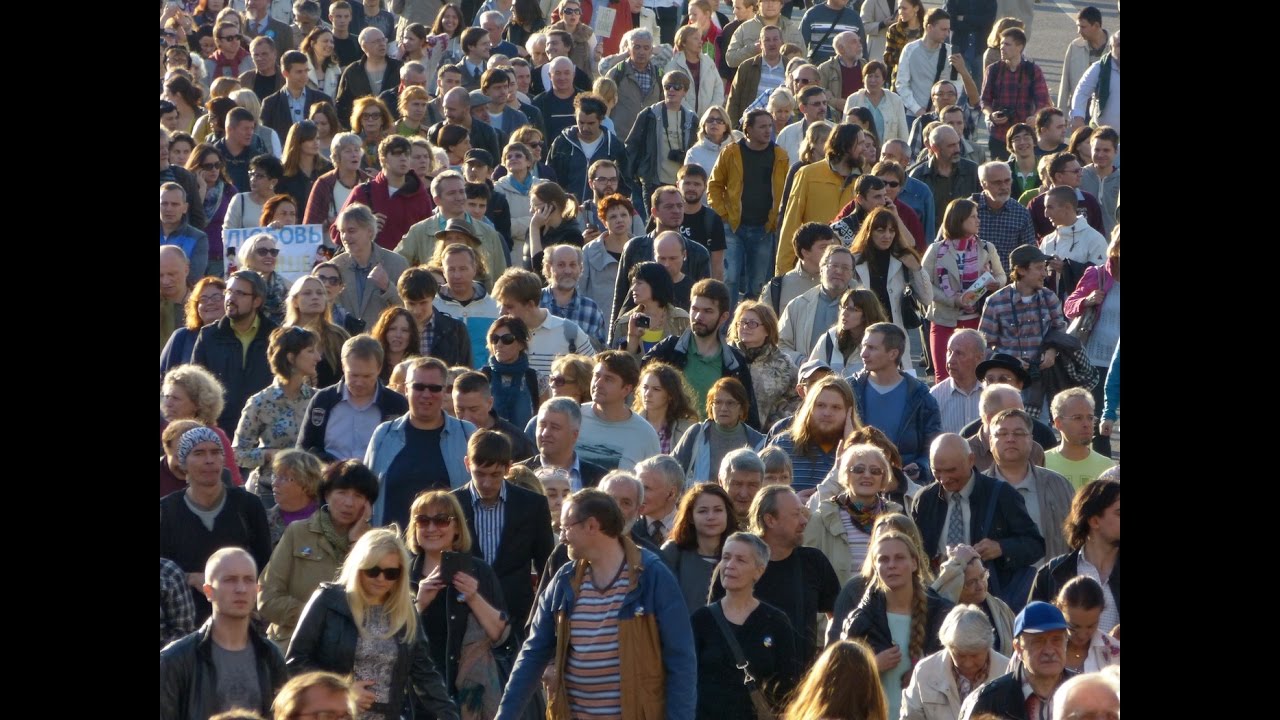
[900,268,925,329]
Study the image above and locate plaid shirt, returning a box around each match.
[972,193,1037,270]
[885,22,923,83]
[980,59,1049,142]
[160,558,196,649]
[420,313,437,356]
[979,285,1065,364]
[541,287,606,346]
[629,61,659,96]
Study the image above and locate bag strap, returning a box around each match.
[563,319,577,352]
[710,601,777,720]
[808,5,850,64]
[769,276,783,314]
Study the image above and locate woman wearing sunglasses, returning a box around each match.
[225,154,285,230]
[185,143,236,277]
[238,231,291,325]
[480,315,548,430]
[286,528,460,720]
[407,491,511,718]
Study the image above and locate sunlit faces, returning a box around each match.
[958,560,988,604]
[204,552,258,619]
[590,364,632,405]
[873,536,917,590]
[289,342,322,379]
[722,469,764,520]
[536,409,578,457]
[689,295,724,338]
[185,441,226,486]
[808,387,849,437]
[841,449,888,499]
[409,364,448,421]
[1017,629,1067,679]
[604,205,632,235]
[160,383,197,421]
[762,488,806,546]
[719,538,764,591]
[1052,395,1096,446]
[692,492,729,540]
[358,551,402,602]
[342,355,381,401]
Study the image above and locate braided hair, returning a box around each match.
[872,530,929,663]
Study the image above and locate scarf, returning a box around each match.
[865,246,893,315]
[455,615,504,720]
[316,507,353,559]
[212,47,248,78]
[487,353,534,428]
[834,492,887,534]
[203,179,225,219]
[739,343,770,363]
[507,171,534,196]
[951,653,990,697]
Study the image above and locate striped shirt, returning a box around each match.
[470,482,507,566]
[930,377,983,435]
[565,563,632,719]
[838,511,873,571]
[767,431,837,493]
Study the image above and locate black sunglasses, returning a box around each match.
[199,161,223,171]
[549,374,575,387]
[218,34,239,41]
[255,247,281,257]
[881,180,901,188]
[316,274,342,286]
[411,382,445,393]
[361,566,403,580]
[489,333,517,345]
[663,83,685,91]
[414,513,456,528]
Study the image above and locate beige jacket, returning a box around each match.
[920,238,1006,327]
[257,511,346,650]
[803,495,905,587]
[902,647,1011,720]
[725,14,805,67]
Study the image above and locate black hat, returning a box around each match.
[1009,244,1049,267]
[463,148,495,168]
[975,353,1031,386]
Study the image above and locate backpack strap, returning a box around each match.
[769,276,783,314]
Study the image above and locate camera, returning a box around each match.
[667,149,685,162]
[635,314,651,329]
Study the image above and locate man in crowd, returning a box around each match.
[327,1,363,67]
[987,408,1075,562]
[881,138,936,239]
[910,124,980,231]
[576,351,663,471]
[767,375,853,494]
[626,71,697,214]
[633,453,686,546]
[430,86,503,159]
[159,247,189,351]
[1027,152,1106,240]
[532,29,593,95]
[725,26,788,131]
[240,37,285,100]
[338,134,434,249]
[959,602,1077,719]
[480,68,530,135]
[1080,126,1120,235]
[491,268,595,377]
[242,0,295,51]
[1040,186,1108,300]
[335,26,402,124]
[776,85,830,165]
[398,267,473,367]
[432,243,503,365]
[726,0,804,68]
[800,0,866,66]
[215,107,268,192]
[1057,6,1110,113]
[610,186,712,327]
[1070,30,1120,135]
[458,27,493,90]
[534,56,583,141]
[398,170,508,283]
[260,50,333,141]
[159,127,206,229]
[518,397,608,489]
[606,28,665,151]
[830,174,888,242]
[719,449,767,527]
[816,31,865,114]
[968,160,1037,270]
[930,328,985,435]
[1045,388,1115,490]
[451,370,539,461]
[548,93,630,206]
[160,184,208,285]
[964,383,1048,473]
[675,165,725,282]
[541,244,608,349]
[193,270,277,434]
[1052,672,1121,720]
[895,9,957,122]
[979,27,1049,161]
[779,245,855,364]
[579,160,646,239]
[1033,107,1068,158]
[760,222,835,316]
[299,334,409,463]
[962,355,1059,449]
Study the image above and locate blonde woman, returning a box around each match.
[160,364,243,489]
[827,512,935,644]
[286,528,459,719]
[767,88,796,138]
[783,640,889,720]
[803,444,905,587]
[670,24,725,117]
[238,232,291,325]
[284,275,351,388]
[684,105,740,171]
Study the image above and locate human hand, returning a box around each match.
[369,263,390,291]
[797,487,818,503]
[1039,348,1057,370]
[627,313,646,340]
[960,291,977,307]
[948,543,981,566]
[876,645,903,671]
[452,570,480,605]
[348,499,372,543]
[374,212,388,234]
[974,538,1003,560]
[187,572,206,589]
[417,565,446,609]
[353,680,377,712]
[949,53,964,70]
[1086,289,1105,306]
[1049,257,1063,273]
[985,279,1000,292]
[1099,419,1113,436]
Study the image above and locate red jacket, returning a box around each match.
[333,169,434,249]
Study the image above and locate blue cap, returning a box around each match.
[1014,601,1069,636]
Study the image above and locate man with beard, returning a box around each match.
[192,271,278,435]
[765,375,853,496]
[540,244,606,349]
[641,279,762,429]
[676,164,725,283]
[970,161,1036,270]
[775,123,863,276]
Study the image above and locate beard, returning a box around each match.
[554,275,578,291]
[810,419,844,444]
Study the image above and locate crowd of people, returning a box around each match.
[160,0,1121,718]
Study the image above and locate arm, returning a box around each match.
[653,567,698,720]
[1102,341,1120,423]
[1070,62,1102,123]
[232,396,269,470]
[494,575,563,720]
[1056,44,1076,113]
[894,43,921,115]
[1062,266,1100,319]
[188,232,209,283]
[284,589,329,673]
[921,243,960,310]
[245,496,273,571]
[225,193,246,230]
[725,21,757,68]
[953,53,979,103]
[774,172,806,275]
[1031,63,1050,113]
[257,538,305,629]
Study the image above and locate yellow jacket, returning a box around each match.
[775,160,858,275]
[707,140,791,234]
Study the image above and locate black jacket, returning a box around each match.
[961,416,1058,452]
[960,666,1078,720]
[335,57,404,127]
[426,310,474,368]
[452,482,555,629]
[427,118,504,161]
[162,164,208,230]
[409,553,508,698]
[517,454,607,489]
[530,63,592,96]
[548,125,631,207]
[286,583,460,720]
[192,314,279,435]
[296,380,409,463]
[159,618,287,720]
[609,232,712,328]
[912,470,1046,593]
[1028,548,1121,617]
[491,413,539,462]
[260,86,334,142]
[642,331,763,430]
[841,586,953,657]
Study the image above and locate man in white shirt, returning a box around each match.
[576,351,662,471]
[492,268,595,378]
[930,328,984,434]
[634,454,686,545]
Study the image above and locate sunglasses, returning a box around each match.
[489,333,517,345]
[561,7,582,13]
[411,382,445,393]
[316,274,342,286]
[881,180,901,188]
[361,566,403,580]
[549,374,575,387]
[255,247,281,257]
[415,513,456,528]
[793,77,813,85]
[663,83,685,91]
[527,141,544,148]
[218,34,239,41]
[199,162,223,171]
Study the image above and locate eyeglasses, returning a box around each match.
[823,263,854,273]
[255,247,281,257]
[163,30,178,38]
[663,84,686,91]
[249,172,271,180]
[560,517,585,535]
[225,288,255,299]
[414,513,456,528]
[793,77,813,85]
[1062,414,1096,423]
[880,180,901,188]
[591,175,618,183]
[527,141,544,149]
[1062,712,1118,720]
[198,293,223,304]
[712,399,740,409]
[361,566,403,580]
[411,382,445,393]
[561,7,582,14]
[705,117,726,125]
[549,374,576,387]
[737,319,761,330]
[490,333,517,345]
[316,274,342,286]
[218,34,239,42]
[847,464,885,476]
[199,161,223,171]
[361,112,384,120]
[993,429,1031,440]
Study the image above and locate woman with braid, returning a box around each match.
[842,531,953,720]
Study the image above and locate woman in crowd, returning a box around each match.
[673,378,767,482]
[159,420,209,499]
[304,132,365,237]
[549,354,594,404]
[168,131,197,169]
[498,125,558,183]
[234,326,321,507]
[1054,576,1120,674]
[848,207,931,342]
[260,459,378,651]
[238,232,291,325]
[438,124,472,171]
[505,0,547,53]
[260,193,300,230]
[161,364,242,489]
[352,96,396,171]
[805,444,904,586]
[761,446,793,487]
[661,483,739,614]
[1064,231,1120,457]
[262,449,324,548]
[481,315,548,429]
[929,544,1015,656]
[901,604,1009,720]
[922,199,1005,382]
[634,361,701,455]
[827,512,933,645]
[431,4,467,65]
[161,277,226,376]
[843,61,909,144]
[547,0,596,79]
[670,25,725,118]
[225,154,285,230]
[979,243,1065,415]
[1004,122,1039,199]
[408,491,511,717]
[684,105,739,171]
[767,89,796,137]
[1067,125,1094,170]
[783,639,888,720]
[164,75,206,135]
[843,531,953,720]
[309,102,342,161]
[302,27,341,97]
[232,88,284,157]
[184,144,235,277]
[278,120,335,210]
[494,142,536,264]
[579,193,632,316]
[883,0,925,83]
[691,532,800,719]
[285,529,458,719]
[616,261,690,354]
[372,307,422,383]
[397,86,435,139]
[524,181,584,278]
[808,288,889,377]
[728,300,798,428]
[284,275,351,388]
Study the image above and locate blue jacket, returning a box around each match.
[366,413,476,526]
[496,538,696,720]
[160,221,209,284]
[848,369,942,484]
[547,125,631,205]
[899,176,937,241]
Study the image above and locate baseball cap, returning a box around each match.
[1009,244,1049,267]
[798,359,832,382]
[1014,601,1069,636]
[463,149,495,168]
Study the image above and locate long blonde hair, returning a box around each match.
[338,529,418,641]
[285,275,349,372]
[869,530,929,663]
[783,639,888,720]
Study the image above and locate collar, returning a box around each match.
[761,56,784,71]
[542,286,579,309]
[340,382,380,409]
[233,314,261,339]
[470,479,508,506]
[943,377,982,396]
[943,471,978,502]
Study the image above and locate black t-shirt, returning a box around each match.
[536,90,579,144]
[253,72,279,101]
[383,424,449,529]
[681,207,727,253]
[333,34,363,68]
[738,142,776,226]
[711,546,839,667]
[672,274,694,311]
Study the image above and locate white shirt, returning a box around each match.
[937,472,977,556]
[775,118,809,167]
[992,463,1042,543]
[1077,552,1120,634]
[526,312,595,378]
[930,377,983,435]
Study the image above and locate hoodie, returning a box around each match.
[547,125,631,206]
[433,281,501,366]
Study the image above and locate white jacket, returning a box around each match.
[1057,34,1108,114]
[1039,217,1108,267]
[843,89,910,142]
[684,135,740,172]
[667,52,725,118]
[902,647,1011,720]
[852,253,933,330]
[493,174,533,244]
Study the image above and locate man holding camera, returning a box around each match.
[625,70,698,217]
[979,27,1050,162]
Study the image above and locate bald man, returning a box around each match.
[911,433,1044,612]
[428,86,503,159]
[334,25,403,125]
[1052,671,1120,720]
[160,246,191,351]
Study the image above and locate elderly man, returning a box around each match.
[429,85,504,159]
[779,245,856,364]
[903,605,1011,720]
[718,448,766,527]
[961,355,1059,449]
[930,328,985,434]
[910,124,980,230]
[519,396,607,489]
[634,454,686,545]
[912,433,1045,612]
[532,29,593,95]
[239,36,286,101]
[800,0,867,66]
[1052,672,1120,720]
[606,29,665,150]
[334,26,403,125]
[959,602,1078,720]
[540,244,607,348]
[159,246,190,351]
[160,185,208,286]
[964,383,1049,473]
[298,334,408,463]
[817,31,865,113]
[988,408,1075,562]
[533,57,582,141]
[725,25,788,132]
[971,161,1037,270]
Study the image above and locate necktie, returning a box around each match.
[1025,692,1049,720]
[651,519,665,544]
[947,492,965,547]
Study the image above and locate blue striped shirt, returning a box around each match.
[470,481,507,566]
[767,431,837,493]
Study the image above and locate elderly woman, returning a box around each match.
[408,491,511,717]
[285,529,458,719]
[161,364,243,493]
[660,483,738,614]
[262,449,324,548]
[236,232,291,325]
[259,459,377,651]
[728,300,798,428]
[929,543,1016,657]
[548,353,594,404]
[332,203,410,329]
[690,531,800,719]
[804,444,905,587]
[673,378,767,483]
[233,326,321,507]
[161,277,226,377]
[844,61,909,144]
[493,142,536,260]
[901,604,1010,720]
[225,154,285,230]
[303,132,366,238]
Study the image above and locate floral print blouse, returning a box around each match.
[233,380,315,504]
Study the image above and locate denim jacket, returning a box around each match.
[366,413,476,526]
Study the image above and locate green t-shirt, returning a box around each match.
[684,347,723,420]
[1044,448,1116,490]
